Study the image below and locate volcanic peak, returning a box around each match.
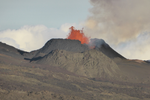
[33,39,89,58]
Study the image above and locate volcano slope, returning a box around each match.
[89,38,125,59]
[0,42,27,59]
[33,39,150,83]
[0,39,150,100]
[35,49,120,79]
[32,39,89,59]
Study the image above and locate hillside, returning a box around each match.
[32,39,89,59]
[35,49,120,79]
[0,39,150,100]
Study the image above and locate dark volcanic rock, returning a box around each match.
[1,39,150,100]
[0,38,125,61]
[32,38,125,60]
[33,39,89,58]
[89,38,125,59]
[0,42,38,59]
[0,42,27,58]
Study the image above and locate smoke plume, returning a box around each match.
[115,32,150,60]
[84,0,150,44]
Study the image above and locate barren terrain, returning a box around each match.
[0,39,150,100]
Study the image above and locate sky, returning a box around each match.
[0,0,91,30]
[0,0,150,60]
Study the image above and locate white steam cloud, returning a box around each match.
[84,0,150,44]
[84,0,150,60]
[0,24,82,52]
[115,32,150,60]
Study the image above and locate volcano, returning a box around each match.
[0,38,150,100]
[32,39,89,59]
[31,38,125,60]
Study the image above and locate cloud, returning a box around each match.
[0,24,75,52]
[84,0,150,44]
[82,0,150,60]
[0,37,20,48]
[114,32,150,60]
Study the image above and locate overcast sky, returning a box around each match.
[0,0,150,60]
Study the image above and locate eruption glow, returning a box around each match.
[67,26,89,44]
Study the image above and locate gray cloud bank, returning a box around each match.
[115,32,150,60]
[85,0,150,44]
[84,0,150,60]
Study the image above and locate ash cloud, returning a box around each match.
[84,0,150,44]
[115,32,150,60]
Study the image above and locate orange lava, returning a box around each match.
[67,26,89,44]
